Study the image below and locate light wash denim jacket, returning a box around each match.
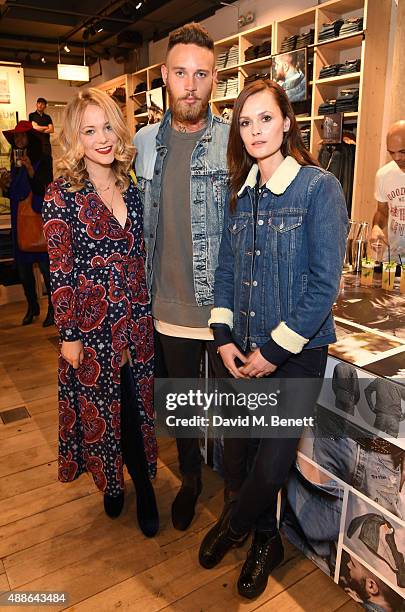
[134,108,230,306]
[209,156,349,361]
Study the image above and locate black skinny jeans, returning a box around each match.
[229,346,329,535]
[155,330,237,481]
[17,259,51,309]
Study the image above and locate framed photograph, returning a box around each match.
[272,48,307,103]
[322,112,343,144]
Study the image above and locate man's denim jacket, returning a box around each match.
[209,156,349,362]
[134,108,230,306]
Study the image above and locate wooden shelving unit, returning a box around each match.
[97,0,391,223]
[95,74,134,135]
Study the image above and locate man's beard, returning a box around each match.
[168,86,210,124]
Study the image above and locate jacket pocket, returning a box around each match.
[228,218,248,252]
[268,213,303,254]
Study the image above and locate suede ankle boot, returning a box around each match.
[171,473,202,531]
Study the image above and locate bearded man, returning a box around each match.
[134,23,231,531]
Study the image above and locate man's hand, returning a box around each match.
[239,348,277,378]
[61,340,84,369]
[218,343,248,378]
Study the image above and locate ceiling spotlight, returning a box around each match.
[41,56,46,63]
[97,26,103,32]
[136,2,142,9]
[63,45,71,53]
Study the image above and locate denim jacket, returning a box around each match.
[209,156,348,363]
[134,108,230,306]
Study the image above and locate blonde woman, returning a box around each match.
[42,88,158,537]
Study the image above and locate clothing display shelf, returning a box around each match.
[114,0,390,226]
[130,63,166,131]
[96,73,134,135]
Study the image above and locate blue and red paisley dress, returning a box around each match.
[42,176,157,496]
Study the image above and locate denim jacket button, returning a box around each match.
[255,249,261,256]
[252,280,258,287]
[251,342,257,348]
[250,311,255,317]
[258,220,264,226]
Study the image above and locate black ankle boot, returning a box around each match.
[199,504,249,569]
[22,302,40,326]
[120,362,159,537]
[104,492,125,518]
[237,531,284,599]
[172,473,202,531]
[42,304,54,327]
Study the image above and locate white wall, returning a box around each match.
[24,75,79,114]
[149,0,315,65]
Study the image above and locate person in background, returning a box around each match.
[29,97,54,162]
[134,22,233,532]
[371,120,405,262]
[42,88,158,537]
[198,79,348,599]
[1,120,53,326]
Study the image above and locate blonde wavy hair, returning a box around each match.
[56,88,134,192]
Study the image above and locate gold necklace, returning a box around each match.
[92,176,116,213]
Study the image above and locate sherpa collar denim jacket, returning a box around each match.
[209,156,349,362]
[134,107,230,306]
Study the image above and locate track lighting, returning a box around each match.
[64,45,70,53]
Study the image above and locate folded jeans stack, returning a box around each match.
[300,127,311,149]
[339,17,363,36]
[338,58,361,74]
[318,19,344,41]
[296,29,314,49]
[244,72,271,85]
[335,88,359,112]
[318,99,337,115]
[226,76,239,96]
[134,82,147,94]
[280,34,298,52]
[319,63,343,78]
[244,45,259,62]
[226,45,239,67]
[215,79,227,97]
[216,50,228,69]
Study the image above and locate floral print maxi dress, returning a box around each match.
[42,176,157,497]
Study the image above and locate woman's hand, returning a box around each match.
[19,155,34,178]
[218,343,248,378]
[61,340,84,369]
[239,348,277,378]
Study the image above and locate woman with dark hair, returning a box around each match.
[1,120,53,326]
[199,80,348,599]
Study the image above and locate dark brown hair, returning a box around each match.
[227,79,318,211]
[167,22,214,53]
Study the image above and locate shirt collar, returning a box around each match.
[237,156,301,196]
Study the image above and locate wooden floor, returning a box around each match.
[0,298,362,612]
